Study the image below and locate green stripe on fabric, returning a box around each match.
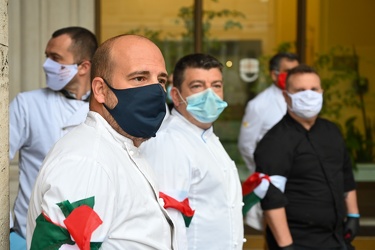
[57,196,95,218]
[90,242,103,249]
[30,213,74,250]
[31,196,100,249]
[242,192,261,216]
[183,214,194,227]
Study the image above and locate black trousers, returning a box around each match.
[265,227,352,250]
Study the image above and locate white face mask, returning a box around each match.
[43,58,78,91]
[287,90,323,119]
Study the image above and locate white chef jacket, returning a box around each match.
[238,84,286,173]
[27,111,176,249]
[237,83,286,230]
[141,109,244,250]
[9,88,89,238]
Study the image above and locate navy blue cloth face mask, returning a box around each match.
[102,78,166,138]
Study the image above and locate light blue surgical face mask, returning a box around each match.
[166,85,173,102]
[178,88,228,123]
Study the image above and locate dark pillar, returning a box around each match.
[296,0,307,63]
[194,0,203,53]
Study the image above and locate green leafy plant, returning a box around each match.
[125,0,245,72]
[314,46,374,163]
[176,4,245,41]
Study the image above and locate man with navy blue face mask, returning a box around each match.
[27,35,176,249]
[142,53,245,250]
[254,64,359,250]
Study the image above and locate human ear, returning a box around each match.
[91,77,106,103]
[171,87,182,107]
[77,60,91,76]
[270,70,278,83]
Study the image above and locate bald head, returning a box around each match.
[90,34,165,84]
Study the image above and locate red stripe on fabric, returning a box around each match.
[63,205,103,250]
[242,172,270,195]
[159,192,195,217]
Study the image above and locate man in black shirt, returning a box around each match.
[254,64,360,250]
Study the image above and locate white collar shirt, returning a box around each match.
[141,109,244,250]
[237,84,286,230]
[238,83,286,173]
[9,88,89,237]
[27,111,176,249]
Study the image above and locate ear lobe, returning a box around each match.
[92,77,106,103]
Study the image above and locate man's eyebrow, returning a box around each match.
[159,72,168,78]
[188,80,205,86]
[127,71,150,78]
[45,52,62,58]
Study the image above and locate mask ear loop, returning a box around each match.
[285,91,294,111]
[176,88,188,105]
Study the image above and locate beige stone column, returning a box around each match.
[0,0,9,248]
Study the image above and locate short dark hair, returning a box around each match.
[90,36,116,83]
[285,64,319,90]
[173,53,223,90]
[52,26,98,63]
[269,52,299,72]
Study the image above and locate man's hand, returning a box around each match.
[344,215,360,242]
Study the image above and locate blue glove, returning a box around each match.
[344,214,360,243]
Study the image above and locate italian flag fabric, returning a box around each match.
[30,196,103,250]
[159,192,195,227]
[242,172,287,215]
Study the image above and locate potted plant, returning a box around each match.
[314,46,375,179]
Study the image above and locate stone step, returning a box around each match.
[243,235,375,250]
[245,222,375,250]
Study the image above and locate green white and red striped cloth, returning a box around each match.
[242,172,287,215]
